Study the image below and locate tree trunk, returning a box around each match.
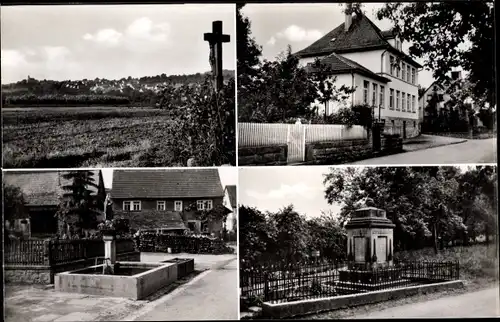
[433,223,438,254]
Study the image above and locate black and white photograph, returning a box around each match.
[2,4,236,168]
[238,165,498,319]
[4,168,238,321]
[237,2,496,166]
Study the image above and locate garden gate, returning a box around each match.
[287,124,306,163]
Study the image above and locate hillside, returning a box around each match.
[1,70,234,107]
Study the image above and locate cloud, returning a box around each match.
[1,49,28,67]
[125,17,170,42]
[83,28,123,46]
[246,183,318,200]
[267,36,277,46]
[276,25,323,42]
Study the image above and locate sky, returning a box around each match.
[101,167,237,190]
[1,4,235,84]
[242,3,438,89]
[239,166,342,218]
[239,165,477,219]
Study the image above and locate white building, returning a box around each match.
[222,185,237,232]
[295,7,422,138]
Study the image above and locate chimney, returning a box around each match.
[345,3,353,32]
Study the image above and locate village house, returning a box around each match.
[418,71,482,128]
[295,4,422,138]
[3,170,106,238]
[223,185,237,232]
[111,169,229,238]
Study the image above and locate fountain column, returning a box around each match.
[103,234,116,264]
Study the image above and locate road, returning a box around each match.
[351,138,496,164]
[352,287,500,318]
[129,258,238,321]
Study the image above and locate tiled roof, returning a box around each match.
[306,53,391,83]
[294,13,422,68]
[225,185,237,208]
[111,169,224,199]
[115,210,186,230]
[3,170,101,206]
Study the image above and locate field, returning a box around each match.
[2,106,190,168]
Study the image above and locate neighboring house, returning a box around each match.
[3,170,106,238]
[418,71,482,127]
[223,185,237,232]
[111,169,226,238]
[295,5,422,138]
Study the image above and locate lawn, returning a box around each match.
[2,107,191,168]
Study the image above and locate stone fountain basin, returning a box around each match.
[55,261,177,300]
[160,258,195,279]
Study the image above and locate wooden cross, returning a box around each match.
[204,20,230,92]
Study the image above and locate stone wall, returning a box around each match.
[238,145,287,166]
[381,135,403,153]
[304,139,372,165]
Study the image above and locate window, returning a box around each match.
[407,95,410,113]
[380,86,385,108]
[197,200,213,210]
[402,92,406,111]
[396,62,400,78]
[396,91,400,110]
[174,201,183,211]
[372,83,378,107]
[157,201,166,211]
[407,65,411,83]
[389,56,394,75]
[363,81,369,104]
[438,94,444,101]
[389,88,394,109]
[427,94,432,102]
[411,68,416,84]
[124,201,141,211]
[412,95,416,112]
[402,63,406,81]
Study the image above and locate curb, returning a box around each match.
[402,139,468,153]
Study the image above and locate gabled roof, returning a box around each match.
[381,29,396,39]
[306,53,391,83]
[225,185,237,208]
[111,169,224,199]
[3,170,101,207]
[294,13,422,68]
[115,210,187,230]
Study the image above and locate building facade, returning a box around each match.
[111,169,226,237]
[223,185,237,232]
[295,7,422,138]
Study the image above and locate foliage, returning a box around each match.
[323,166,497,253]
[376,2,495,106]
[318,104,373,128]
[239,205,347,265]
[56,171,103,236]
[136,232,234,254]
[157,76,236,166]
[3,183,27,221]
[237,3,262,80]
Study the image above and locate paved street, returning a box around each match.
[128,258,238,321]
[352,286,500,318]
[352,138,496,164]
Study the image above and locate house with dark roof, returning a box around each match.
[111,169,227,237]
[223,185,237,232]
[3,170,106,238]
[295,4,422,138]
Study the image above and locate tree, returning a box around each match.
[3,183,27,222]
[238,205,273,264]
[56,171,103,237]
[237,3,262,80]
[306,210,347,260]
[377,2,495,106]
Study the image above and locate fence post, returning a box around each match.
[264,271,270,302]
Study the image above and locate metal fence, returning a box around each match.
[238,122,367,148]
[240,259,459,303]
[4,238,137,266]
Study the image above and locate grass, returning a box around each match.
[2,107,189,168]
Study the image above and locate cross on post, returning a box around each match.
[204,20,230,92]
